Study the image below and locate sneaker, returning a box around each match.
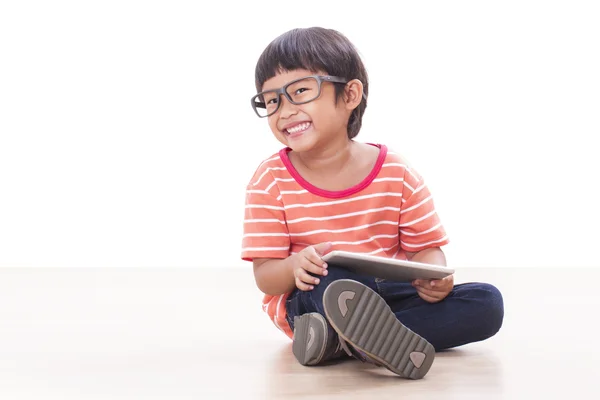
[322,279,435,379]
[292,312,347,366]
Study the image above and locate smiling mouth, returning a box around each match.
[284,122,312,135]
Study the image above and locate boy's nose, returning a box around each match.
[278,95,298,118]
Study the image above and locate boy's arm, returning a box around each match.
[398,162,452,302]
[405,247,447,266]
[253,257,296,296]
[408,247,454,303]
[398,162,449,258]
[243,172,328,296]
[253,241,332,295]
[242,172,294,295]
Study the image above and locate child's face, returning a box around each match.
[261,69,352,152]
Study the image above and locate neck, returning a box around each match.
[294,135,355,173]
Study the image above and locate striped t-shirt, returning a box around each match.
[241,143,449,339]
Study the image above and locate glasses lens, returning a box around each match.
[285,77,320,104]
[252,90,279,117]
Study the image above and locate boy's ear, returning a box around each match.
[343,79,364,110]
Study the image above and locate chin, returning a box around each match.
[287,137,318,153]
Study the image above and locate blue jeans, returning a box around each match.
[285,265,504,353]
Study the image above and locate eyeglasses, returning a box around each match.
[251,75,350,118]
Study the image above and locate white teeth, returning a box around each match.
[286,122,311,134]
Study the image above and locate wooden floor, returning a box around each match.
[1,267,598,399]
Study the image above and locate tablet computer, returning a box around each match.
[321,250,454,282]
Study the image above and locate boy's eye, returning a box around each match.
[266,97,279,105]
[294,87,309,95]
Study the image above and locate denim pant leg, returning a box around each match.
[377,279,504,351]
[285,265,378,335]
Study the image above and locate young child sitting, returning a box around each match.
[241,27,504,379]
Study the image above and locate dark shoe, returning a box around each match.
[323,279,435,379]
[292,312,348,366]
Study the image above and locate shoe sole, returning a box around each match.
[323,279,435,379]
[292,312,328,366]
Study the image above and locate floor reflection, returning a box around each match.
[263,340,505,399]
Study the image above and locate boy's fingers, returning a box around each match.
[304,248,328,268]
[413,279,435,290]
[301,259,328,276]
[297,269,321,286]
[416,286,443,299]
[416,287,442,303]
[432,277,453,291]
[430,279,448,289]
[295,276,314,291]
[313,242,333,256]
[417,291,439,303]
[414,275,453,290]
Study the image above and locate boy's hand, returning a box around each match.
[291,242,332,291]
[412,274,454,303]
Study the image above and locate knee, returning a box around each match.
[303,265,353,298]
[291,265,364,312]
[475,283,504,338]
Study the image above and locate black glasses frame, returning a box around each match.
[251,75,351,118]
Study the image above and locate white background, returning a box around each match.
[1,1,598,268]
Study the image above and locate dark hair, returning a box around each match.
[254,27,369,139]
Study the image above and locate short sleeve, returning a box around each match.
[241,185,291,261]
[398,166,449,252]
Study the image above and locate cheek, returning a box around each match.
[314,106,344,130]
[305,104,329,125]
[314,90,344,121]
[267,118,280,134]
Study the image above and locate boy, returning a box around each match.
[241,27,503,379]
